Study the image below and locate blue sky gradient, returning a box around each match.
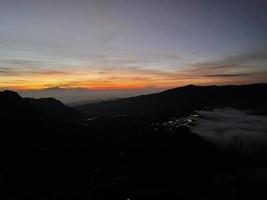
[0,0,267,92]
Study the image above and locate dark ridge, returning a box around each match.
[75,83,267,118]
[0,90,45,121]
[25,97,85,124]
[1,84,267,199]
[1,90,22,100]
[0,90,84,128]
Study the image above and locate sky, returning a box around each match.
[0,0,267,97]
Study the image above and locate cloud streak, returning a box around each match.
[0,50,267,90]
[0,67,76,77]
[188,50,267,75]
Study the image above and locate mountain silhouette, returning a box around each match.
[0,90,46,124]
[75,83,267,118]
[1,84,267,199]
[25,97,84,124]
[0,90,84,126]
[0,90,85,145]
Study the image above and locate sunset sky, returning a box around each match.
[1,0,267,92]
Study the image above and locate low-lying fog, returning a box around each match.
[190,108,267,157]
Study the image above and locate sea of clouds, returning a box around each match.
[190,108,267,157]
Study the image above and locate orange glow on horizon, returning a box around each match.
[1,69,267,91]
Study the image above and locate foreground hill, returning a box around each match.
[75,83,267,118]
[0,89,224,199]
[0,90,84,125]
[0,90,46,126]
[0,90,85,146]
[1,85,267,199]
[25,97,84,124]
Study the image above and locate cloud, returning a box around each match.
[223,50,267,64]
[84,50,267,82]
[204,73,250,77]
[177,50,267,82]
[188,50,267,74]
[1,50,267,90]
[0,58,64,67]
[0,67,75,77]
[156,52,184,61]
[37,70,75,76]
[190,108,267,157]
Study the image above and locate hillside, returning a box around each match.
[75,83,267,118]
[25,97,84,124]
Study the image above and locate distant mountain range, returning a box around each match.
[75,83,267,118]
[16,87,163,104]
[67,97,119,107]
[1,83,267,124]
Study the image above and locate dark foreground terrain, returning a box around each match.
[0,84,267,199]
